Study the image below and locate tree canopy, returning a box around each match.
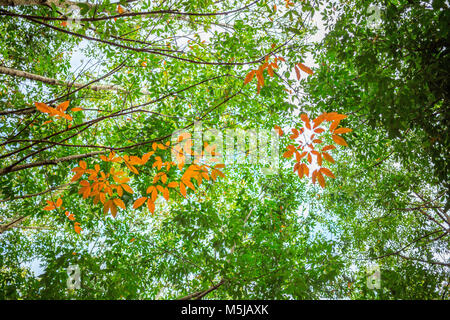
[0,0,448,300]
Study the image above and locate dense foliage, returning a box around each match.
[0,0,448,300]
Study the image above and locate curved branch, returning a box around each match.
[0,182,72,203]
[0,1,260,21]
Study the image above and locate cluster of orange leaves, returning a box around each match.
[275,112,352,188]
[67,136,225,218]
[243,48,314,93]
[134,134,226,213]
[34,100,82,125]
[243,47,285,94]
[71,158,134,217]
[43,197,82,234]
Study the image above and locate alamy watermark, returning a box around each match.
[366,264,381,289]
[366,5,382,30]
[170,122,280,175]
[67,264,81,290]
[65,5,82,30]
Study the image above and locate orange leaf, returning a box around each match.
[244,70,256,85]
[71,107,83,112]
[141,152,154,164]
[317,171,326,188]
[312,151,322,166]
[322,152,335,163]
[301,163,309,177]
[297,163,304,178]
[56,198,62,207]
[79,160,87,169]
[322,145,336,152]
[332,135,348,146]
[133,197,147,209]
[314,128,325,134]
[147,199,155,214]
[180,182,187,197]
[110,202,118,218]
[43,204,55,211]
[300,114,311,130]
[294,65,301,80]
[320,168,336,179]
[56,100,70,112]
[71,172,84,182]
[313,114,326,128]
[329,120,341,132]
[151,188,158,202]
[326,113,347,121]
[267,64,274,77]
[311,170,318,184]
[256,69,264,87]
[334,127,352,134]
[163,187,170,201]
[117,4,125,14]
[35,102,52,114]
[168,181,178,188]
[146,185,155,194]
[298,63,314,75]
[274,125,284,136]
[74,222,82,234]
[121,184,133,194]
[283,150,294,159]
[113,198,126,210]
